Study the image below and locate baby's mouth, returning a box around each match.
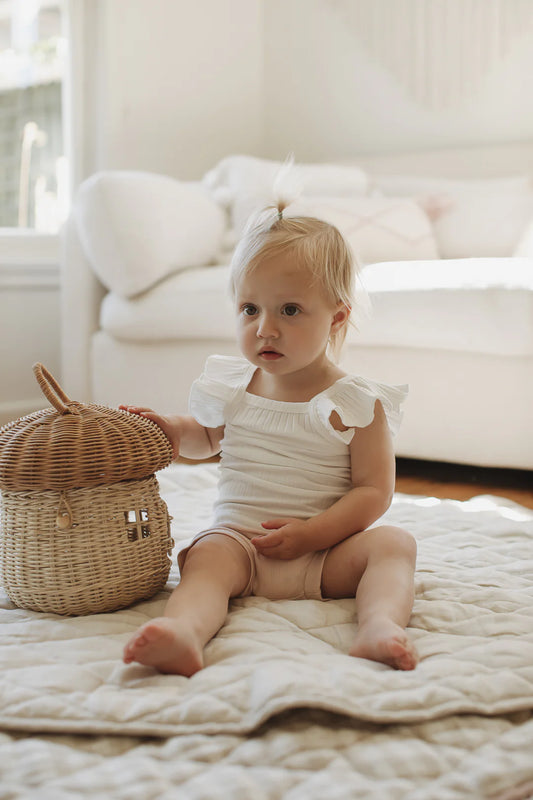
[259,348,283,360]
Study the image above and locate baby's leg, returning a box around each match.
[123,534,252,675]
[321,525,418,670]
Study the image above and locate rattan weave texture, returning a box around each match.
[0,476,173,615]
[0,364,173,491]
[0,364,175,615]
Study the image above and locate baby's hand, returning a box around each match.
[119,405,180,459]
[251,518,312,560]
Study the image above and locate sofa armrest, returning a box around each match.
[60,215,106,402]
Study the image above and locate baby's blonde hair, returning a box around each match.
[229,203,357,360]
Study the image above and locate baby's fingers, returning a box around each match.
[119,405,154,416]
[251,532,282,550]
[261,519,291,530]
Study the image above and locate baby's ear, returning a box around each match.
[331,304,350,332]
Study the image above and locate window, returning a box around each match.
[125,510,152,543]
[0,0,66,232]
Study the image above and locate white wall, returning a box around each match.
[80,0,533,176]
[89,0,265,180]
[262,0,533,162]
[78,0,533,177]
[0,236,61,426]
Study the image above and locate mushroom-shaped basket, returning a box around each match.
[0,364,175,615]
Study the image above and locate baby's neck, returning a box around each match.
[247,362,346,403]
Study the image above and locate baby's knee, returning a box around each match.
[372,525,417,562]
[180,532,252,591]
[183,534,243,569]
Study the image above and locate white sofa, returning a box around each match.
[62,144,533,470]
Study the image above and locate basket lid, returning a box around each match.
[0,364,174,490]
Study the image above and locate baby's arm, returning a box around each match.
[119,405,224,460]
[252,400,395,559]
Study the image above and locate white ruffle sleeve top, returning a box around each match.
[189,356,407,537]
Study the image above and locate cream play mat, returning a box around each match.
[1,462,533,798]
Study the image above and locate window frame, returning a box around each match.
[0,0,94,274]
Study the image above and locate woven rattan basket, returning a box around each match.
[0,364,174,615]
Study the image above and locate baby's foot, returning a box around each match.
[349,618,418,670]
[123,617,204,676]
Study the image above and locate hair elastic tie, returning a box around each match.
[277,209,283,221]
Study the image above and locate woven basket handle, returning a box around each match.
[33,363,79,415]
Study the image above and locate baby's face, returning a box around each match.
[235,251,347,381]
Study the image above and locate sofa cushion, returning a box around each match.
[100,264,236,340]
[74,171,226,298]
[288,196,439,265]
[204,155,369,236]
[354,257,533,356]
[101,258,533,358]
[372,175,533,259]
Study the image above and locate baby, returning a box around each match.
[122,202,418,675]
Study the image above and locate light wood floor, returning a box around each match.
[395,458,533,509]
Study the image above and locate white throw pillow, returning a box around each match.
[372,175,533,258]
[287,196,439,265]
[204,155,369,235]
[74,171,227,297]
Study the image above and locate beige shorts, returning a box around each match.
[177,527,328,601]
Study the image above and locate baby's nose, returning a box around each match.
[257,313,279,338]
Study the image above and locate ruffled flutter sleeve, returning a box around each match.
[188,355,254,427]
[316,376,408,443]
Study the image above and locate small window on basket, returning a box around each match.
[124,510,151,542]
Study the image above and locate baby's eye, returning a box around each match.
[282,304,300,317]
[242,304,258,316]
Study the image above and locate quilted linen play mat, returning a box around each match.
[1,462,533,799]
